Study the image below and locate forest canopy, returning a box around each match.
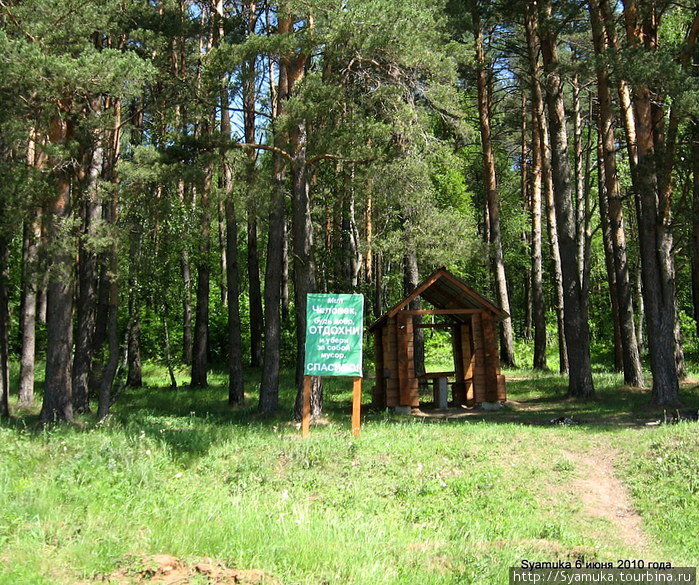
[0,0,698,423]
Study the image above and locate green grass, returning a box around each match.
[1,365,698,584]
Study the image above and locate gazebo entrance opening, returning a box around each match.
[370,267,508,410]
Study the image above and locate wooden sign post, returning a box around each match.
[302,293,364,438]
[301,375,362,438]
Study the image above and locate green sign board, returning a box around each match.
[304,293,364,377]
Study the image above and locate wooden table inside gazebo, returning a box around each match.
[418,371,455,408]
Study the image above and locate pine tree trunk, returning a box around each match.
[341,171,362,291]
[281,221,290,320]
[259,19,291,414]
[590,0,644,385]
[126,313,142,388]
[597,137,624,372]
[524,3,567,374]
[18,210,42,406]
[403,251,425,377]
[190,4,214,386]
[226,197,245,404]
[125,218,142,388]
[247,213,264,366]
[36,204,49,326]
[259,177,285,414]
[365,192,374,298]
[529,89,548,371]
[473,7,516,367]
[96,96,122,419]
[41,115,75,425]
[181,248,193,365]
[692,122,699,338]
[97,224,119,421]
[218,200,228,307]
[216,10,245,404]
[539,2,595,399]
[243,43,264,368]
[72,142,103,412]
[622,0,680,405]
[374,251,383,319]
[0,239,9,418]
[522,91,533,343]
[572,72,586,283]
[191,169,212,387]
[290,120,323,420]
[89,256,109,389]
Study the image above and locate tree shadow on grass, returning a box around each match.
[3,367,697,465]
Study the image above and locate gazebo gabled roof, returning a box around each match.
[368,266,507,332]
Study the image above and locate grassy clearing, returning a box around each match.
[1,366,698,584]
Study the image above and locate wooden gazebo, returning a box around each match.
[369,267,508,409]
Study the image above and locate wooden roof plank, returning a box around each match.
[368,267,508,332]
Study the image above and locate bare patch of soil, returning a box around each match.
[562,450,650,555]
[74,554,281,585]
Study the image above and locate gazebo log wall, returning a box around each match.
[373,309,506,408]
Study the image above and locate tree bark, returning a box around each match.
[522,90,533,343]
[217,0,245,404]
[473,6,516,367]
[374,251,383,319]
[97,215,119,421]
[226,196,245,404]
[72,140,103,412]
[290,119,323,420]
[281,219,290,320]
[259,14,291,414]
[241,5,264,368]
[524,3,567,374]
[126,225,142,388]
[692,121,699,338]
[96,96,122,420]
[341,170,362,291]
[18,209,42,406]
[597,136,624,372]
[41,114,76,424]
[571,72,586,283]
[259,177,285,414]
[621,0,680,405]
[404,250,425,377]
[217,200,228,307]
[181,247,193,365]
[539,2,595,399]
[0,239,9,418]
[247,212,264,366]
[528,85,547,371]
[190,167,212,388]
[590,0,644,385]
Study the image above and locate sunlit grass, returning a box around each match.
[1,364,698,584]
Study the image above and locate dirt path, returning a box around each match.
[563,448,650,555]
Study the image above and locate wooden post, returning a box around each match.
[352,376,362,437]
[385,317,398,406]
[301,375,311,438]
[462,322,475,404]
[397,313,411,405]
[472,313,487,403]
